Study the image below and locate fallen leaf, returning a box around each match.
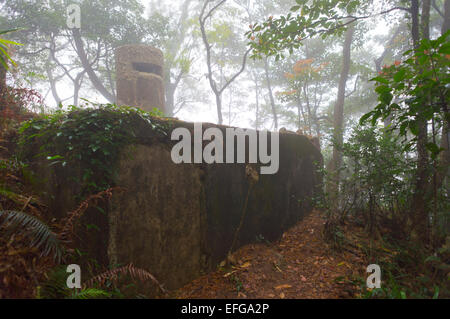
[274,264,283,272]
[238,292,247,298]
[223,270,237,278]
[275,284,292,290]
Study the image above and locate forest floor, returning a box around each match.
[172,212,371,299]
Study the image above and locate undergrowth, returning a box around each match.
[1,101,171,298]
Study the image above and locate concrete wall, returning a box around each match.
[31,118,323,293]
[107,120,323,291]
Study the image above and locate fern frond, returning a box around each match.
[70,288,111,299]
[84,263,167,294]
[39,266,71,299]
[60,187,124,241]
[0,210,63,262]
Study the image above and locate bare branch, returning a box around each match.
[432,0,445,18]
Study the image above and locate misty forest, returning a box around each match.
[0,0,449,300]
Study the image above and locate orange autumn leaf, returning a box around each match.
[240,262,251,268]
[284,72,295,79]
[276,89,298,96]
[293,58,314,73]
[275,284,292,290]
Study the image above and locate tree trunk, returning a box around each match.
[72,29,115,103]
[437,0,450,191]
[73,71,85,107]
[297,100,304,131]
[254,74,260,130]
[46,64,62,107]
[164,0,193,116]
[264,58,278,131]
[215,93,223,125]
[328,23,355,209]
[0,63,6,95]
[410,0,431,244]
[165,83,176,117]
[443,0,450,33]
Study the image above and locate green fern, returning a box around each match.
[70,288,111,299]
[39,266,71,299]
[39,267,112,299]
[0,210,63,262]
[0,29,22,69]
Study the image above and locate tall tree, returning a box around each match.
[263,57,278,130]
[437,0,450,192]
[149,0,199,116]
[199,0,250,124]
[410,0,431,243]
[328,23,355,206]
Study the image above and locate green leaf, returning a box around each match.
[424,255,441,263]
[70,288,111,299]
[438,42,450,54]
[433,287,440,299]
[0,38,23,46]
[375,85,391,94]
[359,112,374,125]
[0,210,63,262]
[379,92,393,105]
[371,76,389,84]
[399,122,408,135]
[409,122,419,136]
[393,69,406,82]
[426,143,441,156]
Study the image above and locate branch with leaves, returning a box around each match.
[0,29,22,69]
[246,0,410,60]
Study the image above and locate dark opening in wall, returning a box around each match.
[132,62,163,77]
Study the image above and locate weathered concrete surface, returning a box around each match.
[105,121,323,291]
[115,45,165,113]
[28,117,323,293]
[108,143,208,291]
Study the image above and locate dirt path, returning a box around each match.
[173,212,367,299]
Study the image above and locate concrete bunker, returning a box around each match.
[115,45,165,113]
[27,46,323,294]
